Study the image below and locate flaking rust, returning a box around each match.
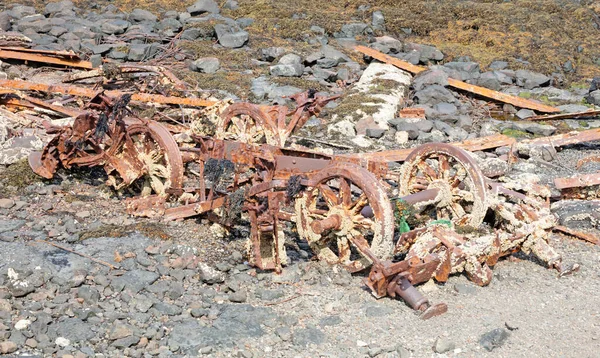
[24,89,583,320]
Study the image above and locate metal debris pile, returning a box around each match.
[1,45,599,319]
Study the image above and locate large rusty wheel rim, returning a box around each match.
[295,163,395,272]
[218,103,273,145]
[127,122,183,197]
[398,143,488,228]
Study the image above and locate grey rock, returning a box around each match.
[433,337,455,353]
[110,270,159,294]
[557,104,590,113]
[109,321,134,340]
[228,290,247,303]
[339,23,369,38]
[270,63,303,77]
[489,60,508,70]
[316,57,338,69]
[153,302,183,316]
[190,57,220,73]
[261,47,286,62]
[18,18,52,33]
[321,45,349,64]
[0,12,10,31]
[516,69,551,89]
[180,28,203,41]
[366,128,386,138]
[512,121,556,136]
[312,67,336,81]
[101,19,130,35]
[169,305,276,353]
[187,0,220,15]
[8,6,36,20]
[49,26,67,37]
[0,199,15,209]
[433,102,458,116]
[256,288,285,301]
[515,108,536,120]
[214,24,248,48]
[156,18,182,33]
[493,70,514,85]
[552,200,600,230]
[318,315,342,327]
[292,326,325,347]
[444,61,480,81]
[90,54,102,68]
[55,318,95,343]
[404,42,444,63]
[477,71,502,91]
[129,9,157,23]
[112,335,140,348]
[372,35,402,54]
[388,120,418,139]
[224,0,239,10]
[77,286,100,305]
[413,85,456,105]
[275,326,292,341]
[372,10,385,30]
[454,283,476,294]
[478,157,509,177]
[413,69,448,91]
[479,328,510,351]
[45,1,74,15]
[127,43,158,61]
[585,90,600,106]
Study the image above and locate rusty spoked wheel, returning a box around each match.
[126,121,184,197]
[398,143,488,228]
[217,103,274,145]
[295,163,395,272]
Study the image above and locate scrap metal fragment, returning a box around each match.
[355,45,561,113]
[0,48,93,69]
[0,79,216,107]
[526,109,600,121]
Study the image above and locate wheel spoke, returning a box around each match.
[340,178,352,207]
[317,184,340,207]
[449,202,466,218]
[417,161,438,180]
[350,193,369,214]
[438,155,450,178]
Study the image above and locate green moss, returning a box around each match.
[330,92,386,118]
[501,128,532,138]
[0,159,44,195]
[369,78,403,94]
[518,92,532,99]
[570,81,590,90]
[579,120,590,128]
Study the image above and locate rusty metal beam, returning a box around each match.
[526,109,600,121]
[522,128,600,147]
[0,94,82,118]
[0,49,93,69]
[164,196,227,221]
[554,225,600,245]
[554,172,600,189]
[341,134,515,162]
[355,45,561,114]
[0,79,216,107]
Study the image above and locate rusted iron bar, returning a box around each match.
[164,196,227,220]
[0,49,93,69]
[340,134,515,162]
[0,94,82,117]
[554,172,600,189]
[522,128,600,147]
[526,109,600,121]
[554,225,600,245]
[0,47,82,59]
[0,79,216,107]
[355,45,561,114]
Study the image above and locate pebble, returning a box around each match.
[433,337,455,353]
[0,341,17,354]
[0,199,15,209]
[480,328,510,351]
[55,337,70,347]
